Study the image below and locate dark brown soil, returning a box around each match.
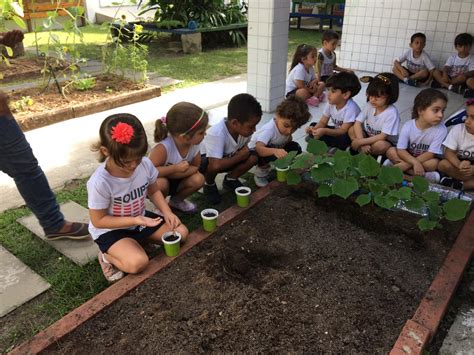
[0,56,66,83]
[7,73,145,124]
[46,186,463,354]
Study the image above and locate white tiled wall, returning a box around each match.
[339,0,474,73]
[247,1,289,112]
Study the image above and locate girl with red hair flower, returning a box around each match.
[88,113,189,282]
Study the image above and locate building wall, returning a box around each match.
[247,0,289,112]
[339,0,474,73]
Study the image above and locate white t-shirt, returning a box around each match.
[443,123,474,162]
[356,104,400,143]
[200,118,250,159]
[322,99,361,129]
[249,119,290,149]
[445,54,474,78]
[397,120,447,157]
[398,48,435,73]
[317,48,336,77]
[156,136,200,165]
[285,63,316,95]
[87,157,158,240]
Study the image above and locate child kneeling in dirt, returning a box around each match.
[199,93,262,205]
[439,98,474,190]
[87,114,188,283]
[250,95,311,187]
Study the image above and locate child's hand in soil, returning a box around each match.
[136,215,163,227]
[273,148,288,159]
[163,212,181,230]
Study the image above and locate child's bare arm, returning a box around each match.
[445,148,462,169]
[89,208,162,229]
[255,142,286,158]
[207,146,249,172]
[148,182,181,229]
[294,79,306,89]
[358,132,388,146]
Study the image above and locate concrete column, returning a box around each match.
[247,0,289,112]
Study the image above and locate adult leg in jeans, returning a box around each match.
[0,95,89,239]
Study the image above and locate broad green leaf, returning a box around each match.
[290,152,315,169]
[423,191,440,203]
[378,166,403,186]
[412,176,429,193]
[272,150,297,169]
[333,151,351,172]
[333,177,359,199]
[12,15,26,29]
[306,139,327,155]
[427,201,442,220]
[398,186,412,200]
[443,199,470,221]
[356,194,371,207]
[311,164,335,183]
[374,195,389,209]
[358,154,381,177]
[369,181,385,195]
[317,183,332,198]
[417,218,438,231]
[351,153,365,168]
[405,197,425,212]
[286,170,301,185]
[5,47,13,57]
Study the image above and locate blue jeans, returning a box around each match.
[0,114,64,233]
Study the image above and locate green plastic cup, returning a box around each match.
[276,166,289,182]
[235,186,251,208]
[201,208,219,232]
[161,231,182,257]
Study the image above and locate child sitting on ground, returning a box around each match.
[87,114,188,283]
[285,44,325,107]
[305,72,361,151]
[316,29,352,83]
[383,88,447,183]
[439,98,474,190]
[349,73,400,158]
[149,102,207,214]
[392,32,435,87]
[199,93,262,205]
[432,33,474,98]
[250,95,311,187]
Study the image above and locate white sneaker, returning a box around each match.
[254,175,269,187]
[382,159,393,167]
[424,171,440,184]
[98,252,124,283]
[169,196,198,213]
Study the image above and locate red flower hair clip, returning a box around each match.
[111,122,134,144]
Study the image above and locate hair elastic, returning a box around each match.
[376,74,391,85]
[180,110,205,136]
[160,116,167,125]
[111,122,134,144]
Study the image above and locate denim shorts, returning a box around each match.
[94,211,165,253]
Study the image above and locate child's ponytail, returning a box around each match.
[154,117,169,142]
[289,44,316,72]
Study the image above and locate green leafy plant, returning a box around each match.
[273,139,471,231]
[72,74,96,91]
[13,95,34,112]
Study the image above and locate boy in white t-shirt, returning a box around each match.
[432,33,474,98]
[249,96,311,187]
[439,99,474,190]
[393,32,435,87]
[316,30,352,83]
[199,94,262,204]
[306,72,361,151]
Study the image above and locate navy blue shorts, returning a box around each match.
[94,211,166,253]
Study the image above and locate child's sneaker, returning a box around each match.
[254,165,271,187]
[223,174,243,191]
[406,78,418,87]
[306,96,320,107]
[169,196,198,213]
[98,252,124,283]
[203,183,221,205]
[464,89,474,98]
[424,171,440,184]
[449,84,463,94]
[382,159,393,167]
[440,176,464,190]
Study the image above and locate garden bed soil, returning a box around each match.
[46,186,463,353]
[5,74,159,131]
[0,56,66,83]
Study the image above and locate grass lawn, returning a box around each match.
[1,27,322,352]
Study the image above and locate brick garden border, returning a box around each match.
[17,86,161,131]
[9,182,473,354]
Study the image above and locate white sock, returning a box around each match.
[448,84,453,90]
[226,176,237,181]
[403,77,409,83]
[205,182,216,186]
[102,253,110,264]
